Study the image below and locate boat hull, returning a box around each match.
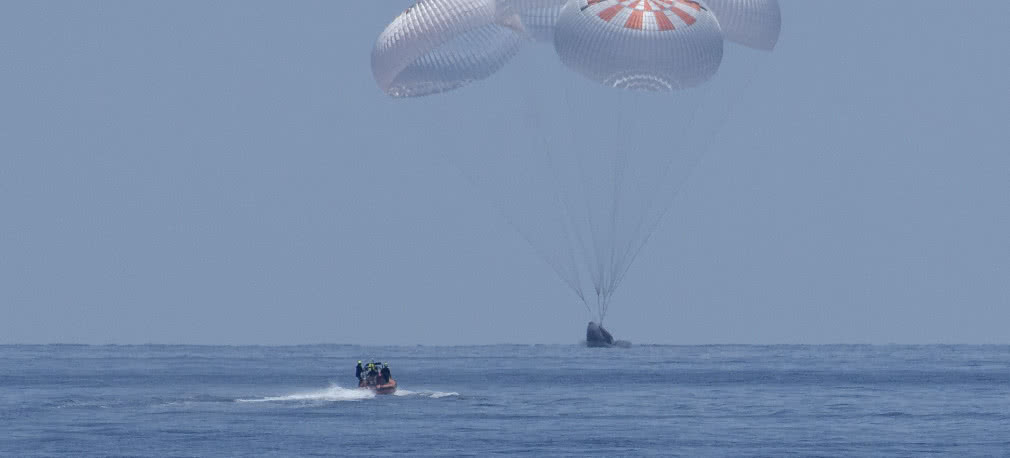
[359,378,397,395]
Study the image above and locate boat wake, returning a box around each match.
[235,385,459,403]
[236,385,373,403]
[393,389,460,399]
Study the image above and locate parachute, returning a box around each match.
[371,0,782,325]
[371,0,780,96]
[552,0,724,91]
[704,0,781,51]
[371,0,527,97]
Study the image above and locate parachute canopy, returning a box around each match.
[371,0,780,96]
[704,0,781,50]
[552,0,724,91]
[371,0,527,97]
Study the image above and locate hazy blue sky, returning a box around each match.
[2,1,1007,344]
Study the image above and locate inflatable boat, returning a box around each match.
[359,377,397,395]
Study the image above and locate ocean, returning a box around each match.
[2,344,1008,456]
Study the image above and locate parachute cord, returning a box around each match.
[602,290,612,323]
[596,292,605,324]
[611,87,712,296]
[604,96,634,313]
[541,134,592,313]
[447,147,589,315]
[612,59,773,294]
[563,84,605,296]
[519,79,590,314]
[598,288,614,324]
[600,80,717,308]
[583,92,629,310]
[603,103,632,299]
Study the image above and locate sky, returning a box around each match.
[1,1,1008,345]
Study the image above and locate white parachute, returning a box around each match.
[704,0,781,50]
[371,0,527,97]
[371,0,782,324]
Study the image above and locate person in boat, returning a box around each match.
[366,362,379,385]
[380,363,391,384]
[355,360,364,382]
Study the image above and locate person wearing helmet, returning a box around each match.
[366,362,378,385]
[355,360,364,382]
[380,363,391,384]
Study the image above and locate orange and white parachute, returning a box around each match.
[370,1,783,325]
[704,0,781,50]
[371,0,527,97]
[552,0,724,91]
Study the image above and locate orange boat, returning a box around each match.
[359,377,397,395]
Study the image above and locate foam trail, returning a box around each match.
[237,385,374,403]
[394,389,460,399]
[429,391,460,399]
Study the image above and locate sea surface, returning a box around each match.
[2,344,1009,456]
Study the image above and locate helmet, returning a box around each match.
[383,363,389,368]
[357,360,362,364]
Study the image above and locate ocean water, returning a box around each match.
[2,344,1009,456]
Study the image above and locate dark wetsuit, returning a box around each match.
[355,364,363,381]
[380,367,391,383]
